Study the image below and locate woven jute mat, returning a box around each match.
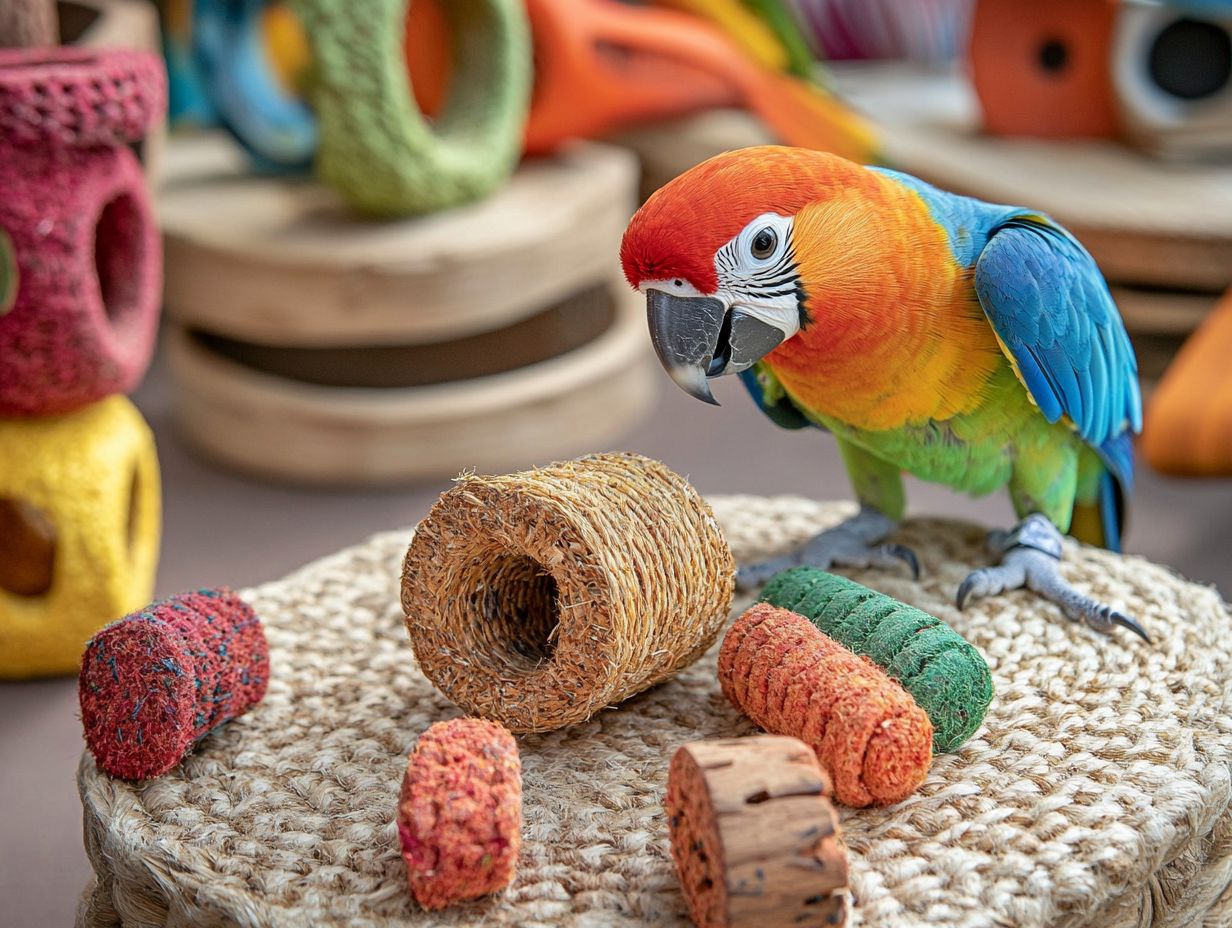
[77,496,1232,928]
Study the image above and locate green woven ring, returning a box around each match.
[759,566,994,753]
[290,0,531,217]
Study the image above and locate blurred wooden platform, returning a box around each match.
[159,134,639,346]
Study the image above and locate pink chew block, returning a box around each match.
[79,589,270,781]
[0,47,165,150]
[398,718,523,910]
[0,141,160,415]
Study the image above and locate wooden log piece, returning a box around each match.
[666,736,849,928]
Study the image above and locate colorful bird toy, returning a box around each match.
[523,0,876,160]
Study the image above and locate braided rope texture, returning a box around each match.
[0,47,165,150]
[289,0,531,216]
[761,567,995,753]
[78,496,1232,927]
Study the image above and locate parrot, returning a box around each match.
[620,146,1148,641]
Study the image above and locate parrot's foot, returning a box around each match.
[956,514,1150,643]
[736,507,919,592]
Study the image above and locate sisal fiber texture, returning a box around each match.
[400,452,736,733]
[398,718,522,910]
[78,497,1232,928]
[719,604,933,807]
[760,566,994,753]
[79,589,270,781]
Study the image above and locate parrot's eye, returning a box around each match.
[750,228,777,260]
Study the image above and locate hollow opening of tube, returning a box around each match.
[94,193,143,330]
[0,497,57,597]
[471,554,560,672]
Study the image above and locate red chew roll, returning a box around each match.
[79,588,269,781]
[718,604,933,807]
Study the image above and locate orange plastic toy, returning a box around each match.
[1141,288,1232,476]
[405,0,876,161]
[523,0,875,159]
[404,0,451,117]
[970,0,1119,139]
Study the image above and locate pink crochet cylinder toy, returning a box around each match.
[79,589,270,781]
[0,47,164,416]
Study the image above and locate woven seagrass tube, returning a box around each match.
[719,604,933,807]
[760,566,994,753]
[401,452,736,733]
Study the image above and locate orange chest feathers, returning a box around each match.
[763,183,1006,431]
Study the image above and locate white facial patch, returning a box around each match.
[712,212,801,342]
[638,277,706,298]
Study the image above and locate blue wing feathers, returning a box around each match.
[973,216,1142,458]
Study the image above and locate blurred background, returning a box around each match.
[2,0,1231,923]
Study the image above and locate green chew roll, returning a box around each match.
[758,566,993,753]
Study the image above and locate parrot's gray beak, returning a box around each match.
[645,289,786,406]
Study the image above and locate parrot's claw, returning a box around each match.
[736,507,918,592]
[957,515,1150,644]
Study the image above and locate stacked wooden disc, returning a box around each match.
[160,133,657,485]
[618,65,1232,385]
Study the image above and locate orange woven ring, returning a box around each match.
[718,603,933,807]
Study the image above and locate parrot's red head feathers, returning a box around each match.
[621,146,853,293]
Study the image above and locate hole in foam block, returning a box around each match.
[94,192,145,331]
[0,497,57,596]
[126,465,140,559]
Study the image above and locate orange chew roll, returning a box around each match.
[719,604,933,807]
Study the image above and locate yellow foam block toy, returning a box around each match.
[0,396,160,677]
